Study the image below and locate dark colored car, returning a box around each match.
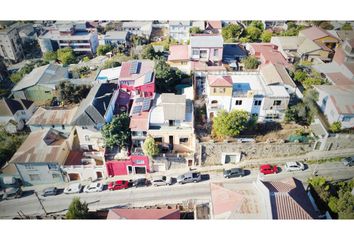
[260,164,278,175]
[342,156,354,166]
[223,168,245,178]
[41,187,58,197]
[108,180,129,191]
[132,178,150,188]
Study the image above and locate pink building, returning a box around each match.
[248,43,292,68]
[106,155,150,176]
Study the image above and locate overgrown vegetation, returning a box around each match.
[142,135,159,157]
[101,113,131,149]
[96,44,114,56]
[101,53,134,69]
[0,129,28,168]
[57,81,91,104]
[241,56,260,69]
[57,47,76,66]
[280,21,305,36]
[66,197,89,219]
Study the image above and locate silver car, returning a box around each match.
[152,177,168,187]
[284,161,305,172]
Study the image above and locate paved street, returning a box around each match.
[0,161,353,219]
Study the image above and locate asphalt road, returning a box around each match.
[0,162,353,219]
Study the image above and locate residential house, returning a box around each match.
[105,155,150,176]
[71,82,118,129]
[298,26,339,62]
[27,106,77,133]
[167,45,191,74]
[204,21,222,34]
[169,21,191,43]
[206,72,290,122]
[95,66,121,83]
[222,43,248,70]
[17,23,38,44]
[107,208,180,220]
[263,21,288,31]
[0,22,24,63]
[148,93,195,154]
[270,36,305,63]
[314,84,354,129]
[11,64,69,104]
[122,21,153,40]
[6,128,74,186]
[210,177,317,219]
[38,22,99,55]
[0,98,36,133]
[247,43,292,68]
[104,31,130,47]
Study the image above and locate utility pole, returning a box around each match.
[34,191,48,216]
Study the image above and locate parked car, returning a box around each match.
[64,183,82,194]
[260,164,278,175]
[41,187,58,197]
[132,178,150,188]
[284,162,305,172]
[177,172,201,184]
[224,168,245,178]
[152,177,168,187]
[2,187,22,200]
[342,156,354,166]
[84,183,104,193]
[108,180,129,191]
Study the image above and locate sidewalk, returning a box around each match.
[22,148,354,192]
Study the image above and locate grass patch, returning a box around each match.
[306,157,342,165]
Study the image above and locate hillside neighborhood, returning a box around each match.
[0,20,354,220]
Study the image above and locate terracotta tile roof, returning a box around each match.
[206,21,222,30]
[333,47,345,65]
[107,208,180,219]
[249,43,291,67]
[300,26,335,41]
[129,111,149,131]
[208,75,233,87]
[168,45,189,61]
[326,72,354,85]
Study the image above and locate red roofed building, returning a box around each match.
[106,155,150,176]
[107,208,180,219]
[248,43,292,68]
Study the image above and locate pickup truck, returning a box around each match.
[177,172,201,184]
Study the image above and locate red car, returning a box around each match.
[260,164,278,175]
[108,180,129,191]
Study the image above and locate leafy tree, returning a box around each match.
[308,176,331,203]
[250,20,264,31]
[261,30,272,42]
[141,44,158,60]
[281,22,304,36]
[57,47,76,65]
[221,24,243,42]
[101,53,133,69]
[239,37,250,43]
[9,72,23,84]
[0,129,27,168]
[101,113,131,149]
[66,197,89,219]
[82,56,90,62]
[43,51,57,62]
[190,27,203,34]
[212,109,250,139]
[241,56,260,69]
[302,77,324,88]
[330,121,342,133]
[293,70,307,82]
[341,23,353,31]
[57,81,91,104]
[245,26,262,42]
[9,63,36,84]
[143,135,159,157]
[97,44,113,56]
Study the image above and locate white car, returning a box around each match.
[152,177,168,187]
[64,183,82,194]
[83,183,104,193]
[284,162,305,172]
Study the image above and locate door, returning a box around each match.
[134,166,146,174]
[127,166,133,174]
[169,136,174,150]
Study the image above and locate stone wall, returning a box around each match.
[321,134,354,151]
[198,141,314,166]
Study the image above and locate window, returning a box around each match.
[343,116,352,122]
[24,164,34,170]
[200,50,208,58]
[273,100,281,106]
[169,120,175,126]
[52,125,55,128]
[48,163,58,170]
[29,174,40,181]
[235,100,242,105]
[213,49,218,57]
[85,135,90,141]
[213,88,217,93]
[254,100,262,106]
[82,126,88,129]
[192,49,199,56]
[45,91,50,94]
[154,137,163,144]
[211,100,218,104]
[219,88,226,93]
[52,173,61,180]
[62,125,65,130]
[252,113,258,117]
[180,138,189,144]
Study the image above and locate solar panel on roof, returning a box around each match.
[143,71,153,84]
[132,105,142,115]
[142,98,151,111]
[129,61,140,74]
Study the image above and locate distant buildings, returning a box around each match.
[38,22,98,55]
[122,21,153,40]
[169,21,191,43]
[103,31,130,47]
[0,23,24,63]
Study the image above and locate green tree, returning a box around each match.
[43,51,57,62]
[241,56,260,69]
[250,20,264,31]
[239,37,250,43]
[97,44,113,56]
[222,24,243,42]
[341,23,353,31]
[212,110,250,139]
[82,56,90,62]
[330,121,342,133]
[281,22,304,36]
[294,70,307,82]
[302,77,324,88]
[9,72,23,84]
[66,197,89,219]
[142,135,159,157]
[141,44,158,60]
[245,26,262,42]
[57,47,76,65]
[261,30,272,42]
[57,81,91,104]
[0,129,27,168]
[101,53,133,69]
[190,27,203,34]
[101,113,131,149]
[308,176,331,203]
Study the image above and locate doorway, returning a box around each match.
[134,166,146,174]
[127,166,133,174]
[169,136,174,150]
[96,171,103,179]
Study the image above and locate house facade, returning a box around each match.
[122,21,153,40]
[0,23,24,63]
[169,21,191,43]
[104,31,130,47]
